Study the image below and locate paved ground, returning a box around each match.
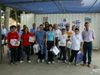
[0,48,100,75]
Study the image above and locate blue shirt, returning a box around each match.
[30,28,36,34]
[35,31,46,44]
[47,31,55,41]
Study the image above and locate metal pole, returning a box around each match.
[0,6,2,63]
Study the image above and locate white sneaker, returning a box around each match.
[68,62,72,65]
[41,59,45,63]
[48,62,51,64]
[37,59,40,63]
[20,60,24,64]
[52,61,55,64]
[28,60,31,63]
[64,60,67,63]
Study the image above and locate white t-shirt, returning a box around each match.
[1,28,7,36]
[59,34,67,46]
[70,33,83,51]
[54,29,62,39]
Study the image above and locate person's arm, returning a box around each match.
[80,34,83,52]
[92,30,95,40]
[45,32,48,47]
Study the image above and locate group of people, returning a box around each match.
[1,21,95,67]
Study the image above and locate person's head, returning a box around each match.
[84,22,89,31]
[49,24,53,31]
[66,24,70,31]
[53,24,58,29]
[72,25,76,31]
[62,28,66,34]
[75,28,79,34]
[32,23,36,29]
[16,25,20,31]
[39,24,43,31]
[63,18,66,22]
[2,25,5,29]
[45,22,49,28]
[10,25,16,32]
[23,25,27,29]
[23,27,29,34]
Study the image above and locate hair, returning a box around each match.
[40,24,43,27]
[85,22,89,25]
[75,28,79,31]
[10,25,16,30]
[23,27,29,34]
[49,24,53,27]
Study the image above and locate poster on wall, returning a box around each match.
[85,17,92,23]
[43,17,48,23]
[72,20,81,28]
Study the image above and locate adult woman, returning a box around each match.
[46,24,55,64]
[21,27,33,63]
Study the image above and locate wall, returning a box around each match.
[21,14,35,29]
[21,13,100,49]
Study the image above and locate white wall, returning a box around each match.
[21,14,35,29]
[21,13,100,49]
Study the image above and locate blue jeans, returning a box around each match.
[83,42,92,64]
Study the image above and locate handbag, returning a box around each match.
[76,51,83,64]
[33,44,40,54]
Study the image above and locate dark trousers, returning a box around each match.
[66,47,71,60]
[47,41,54,62]
[69,50,79,64]
[38,50,45,60]
[23,46,31,61]
[17,42,22,61]
[59,46,66,60]
[10,48,18,63]
[31,43,35,55]
[83,42,92,64]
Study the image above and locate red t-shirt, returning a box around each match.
[21,32,33,46]
[7,31,19,48]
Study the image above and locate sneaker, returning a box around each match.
[37,59,40,63]
[52,61,55,64]
[41,59,45,63]
[64,60,67,63]
[48,62,51,64]
[20,60,24,64]
[81,64,86,66]
[57,60,61,63]
[87,64,91,68]
[68,62,72,65]
[28,60,31,63]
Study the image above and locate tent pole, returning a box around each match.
[0,6,2,63]
[4,7,10,30]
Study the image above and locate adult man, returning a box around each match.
[82,22,95,67]
[53,24,61,46]
[43,22,49,32]
[35,24,46,63]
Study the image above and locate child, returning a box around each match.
[7,25,19,64]
[58,28,67,63]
